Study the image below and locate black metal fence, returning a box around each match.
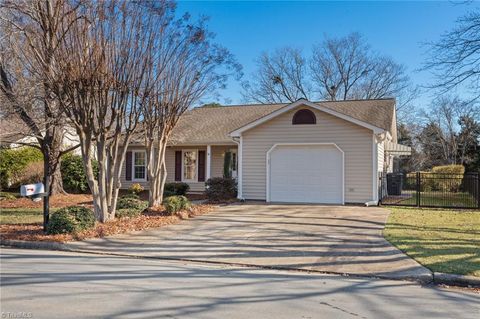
[379,172,480,209]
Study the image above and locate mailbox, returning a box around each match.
[20,183,46,202]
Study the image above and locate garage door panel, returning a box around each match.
[269,145,343,204]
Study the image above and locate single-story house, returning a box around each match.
[122,98,411,205]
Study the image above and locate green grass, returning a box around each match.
[384,207,480,277]
[0,208,56,224]
[398,191,477,208]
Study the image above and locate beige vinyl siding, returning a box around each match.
[241,106,374,203]
[120,145,234,193]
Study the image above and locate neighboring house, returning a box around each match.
[122,98,411,205]
[0,116,81,155]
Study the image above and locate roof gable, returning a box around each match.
[229,99,387,137]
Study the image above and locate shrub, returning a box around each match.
[431,165,465,192]
[117,196,148,210]
[0,147,43,189]
[47,206,95,234]
[12,161,44,187]
[61,153,98,193]
[205,177,237,201]
[163,190,175,198]
[116,208,143,219]
[121,193,140,200]
[164,182,190,196]
[129,183,144,195]
[163,195,190,214]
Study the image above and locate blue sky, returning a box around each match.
[176,1,476,108]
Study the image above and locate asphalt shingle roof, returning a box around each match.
[169,98,396,145]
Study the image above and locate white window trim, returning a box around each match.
[266,143,345,204]
[181,149,198,183]
[132,150,147,182]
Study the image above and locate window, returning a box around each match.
[133,151,146,180]
[183,150,197,181]
[292,109,316,125]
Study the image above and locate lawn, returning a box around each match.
[398,191,477,208]
[384,207,480,277]
[0,208,50,224]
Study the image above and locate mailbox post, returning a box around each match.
[20,182,49,230]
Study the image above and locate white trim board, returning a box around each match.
[230,99,386,137]
[265,143,345,204]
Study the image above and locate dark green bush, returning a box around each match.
[205,177,237,201]
[47,206,95,234]
[61,153,98,193]
[163,190,175,198]
[117,196,148,210]
[0,147,43,189]
[163,195,190,214]
[121,193,140,200]
[116,208,143,219]
[164,182,190,196]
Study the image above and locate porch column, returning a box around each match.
[206,145,212,180]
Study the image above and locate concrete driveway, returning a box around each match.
[69,204,432,281]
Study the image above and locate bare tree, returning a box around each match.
[242,33,417,121]
[424,10,480,101]
[49,1,154,221]
[142,11,240,207]
[421,96,479,166]
[0,0,79,196]
[242,47,311,103]
[310,33,373,101]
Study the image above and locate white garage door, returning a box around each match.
[268,144,343,204]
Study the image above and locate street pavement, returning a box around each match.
[1,248,478,319]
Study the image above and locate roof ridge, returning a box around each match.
[193,98,395,110]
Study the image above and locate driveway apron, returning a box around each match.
[68,204,432,282]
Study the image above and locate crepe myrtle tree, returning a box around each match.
[0,0,81,197]
[48,0,157,222]
[141,10,241,207]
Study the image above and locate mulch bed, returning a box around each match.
[0,194,93,209]
[0,204,213,243]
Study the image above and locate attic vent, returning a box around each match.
[292,109,316,125]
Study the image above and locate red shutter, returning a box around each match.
[198,150,206,182]
[175,151,182,181]
[125,152,132,181]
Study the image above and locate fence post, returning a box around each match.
[477,173,480,209]
[416,172,420,207]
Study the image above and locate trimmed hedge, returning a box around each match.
[408,165,466,192]
[61,153,98,193]
[164,182,190,196]
[47,206,95,234]
[163,195,190,214]
[431,165,465,192]
[205,177,237,201]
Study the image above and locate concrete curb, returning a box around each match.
[2,240,433,285]
[433,272,480,288]
[1,239,71,251]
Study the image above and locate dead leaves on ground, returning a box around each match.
[0,204,213,243]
